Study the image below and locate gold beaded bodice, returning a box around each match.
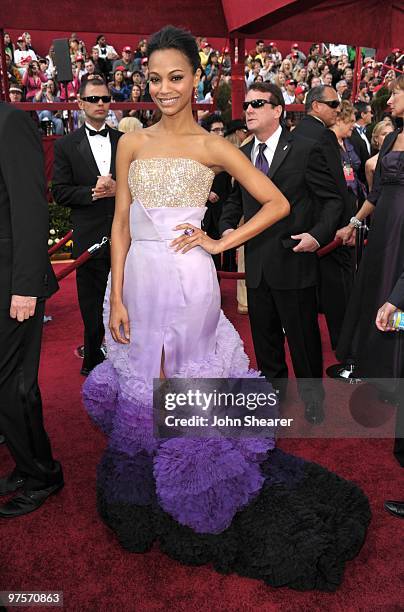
[128,157,215,208]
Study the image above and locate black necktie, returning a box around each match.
[86,126,108,137]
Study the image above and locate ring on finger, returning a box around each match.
[183,228,194,237]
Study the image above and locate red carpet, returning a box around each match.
[1,270,403,611]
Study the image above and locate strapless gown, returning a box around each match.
[83,158,370,591]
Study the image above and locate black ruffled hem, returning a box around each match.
[97,449,371,592]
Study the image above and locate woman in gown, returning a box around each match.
[337,77,404,380]
[83,26,370,591]
[337,76,404,477]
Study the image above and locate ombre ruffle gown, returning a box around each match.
[83,158,370,591]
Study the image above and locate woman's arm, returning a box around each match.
[207,137,290,251]
[110,135,133,304]
[365,155,377,192]
[22,68,29,86]
[108,134,137,343]
[172,138,290,254]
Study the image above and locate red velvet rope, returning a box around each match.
[55,238,108,281]
[217,237,344,280]
[53,234,345,282]
[55,250,93,281]
[48,230,73,255]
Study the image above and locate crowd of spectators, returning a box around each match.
[3,31,404,135]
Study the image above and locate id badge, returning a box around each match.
[343,163,354,182]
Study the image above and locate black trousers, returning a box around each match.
[0,300,62,489]
[247,279,324,403]
[319,247,355,351]
[76,257,110,371]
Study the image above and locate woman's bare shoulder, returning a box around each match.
[118,129,153,160]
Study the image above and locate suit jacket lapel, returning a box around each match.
[268,129,293,178]
[241,130,292,179]
[241,138,254,162]
[75,126,100,177]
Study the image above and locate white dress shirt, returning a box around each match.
[354,124,371,155]
[85,122,111,176]
[251,125,283,169]
[283,91,296,105]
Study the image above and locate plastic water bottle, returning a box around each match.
[391,311,404,330]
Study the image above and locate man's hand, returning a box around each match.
[335,225,355,246]
[291,233,320,253]
[376,302,398,332]
[10,296,37,322]
[208,191,219,204]
[92,174,116,200]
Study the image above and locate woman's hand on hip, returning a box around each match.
[171,224,223,255]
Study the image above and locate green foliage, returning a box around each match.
[216,82,232,124]
[48,201,72,252]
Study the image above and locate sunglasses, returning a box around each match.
[318,99,340,109]
[242,99,277,111]
[81,95,111,103]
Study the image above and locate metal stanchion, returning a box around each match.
[355,221,368,271]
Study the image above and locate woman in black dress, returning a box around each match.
[337,77,404,379]
[336,77,404,509]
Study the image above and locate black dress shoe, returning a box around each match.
[80,367,91,377]
[75,344,85,359]
[304,401,325,425]
[384,500,404,518]
[0,481,64,518]
[0,470,25,496]
[0,434,5,445]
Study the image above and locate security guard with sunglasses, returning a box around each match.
[53,77,123,375]
[294,85,356,352]
[221,83,343,424]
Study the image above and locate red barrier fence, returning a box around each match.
[48,229,73,256]
[55,237,109,281]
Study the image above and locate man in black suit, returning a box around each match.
[201,113,235,271]
[53,77,123,375]
[350,101,372,187]
[0,104,63,518]
[293,86,356,350]
[220,83,343,422]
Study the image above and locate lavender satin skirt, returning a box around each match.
[83,201,273,534]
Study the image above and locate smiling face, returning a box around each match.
[148,48,197,116]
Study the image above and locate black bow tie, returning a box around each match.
[86,126,108,137]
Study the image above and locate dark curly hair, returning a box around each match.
[147,25,200,73]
